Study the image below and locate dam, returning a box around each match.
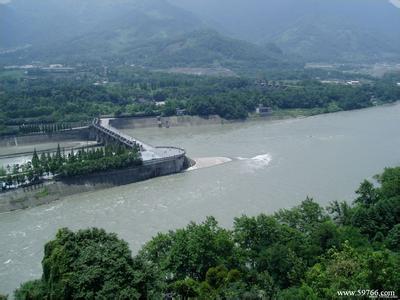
[92,118,186,161]
[0,118,189,212]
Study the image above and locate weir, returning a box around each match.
[91,118,138,149]
[91,118,186,162]
[1,118,189,213]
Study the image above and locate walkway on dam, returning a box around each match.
[97,118,185,162]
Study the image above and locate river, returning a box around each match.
[1,103,400,295]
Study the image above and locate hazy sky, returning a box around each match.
[390,0,400,7]
[1,0,399,6]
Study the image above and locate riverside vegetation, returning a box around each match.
[0,145,142,190]
[1,67,400,136]
[5,167,399,299]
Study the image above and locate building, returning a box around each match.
[256,104,271,116]
[346,80,361,86]
[176,109,187,116]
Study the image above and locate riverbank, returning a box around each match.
[2,103,398,212]
[0,153,188,213]
[107,106,375,131]
[110,115,231,129]
[1,102,400,296]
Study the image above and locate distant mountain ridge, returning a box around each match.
[2,0,398,70]
[0,0,292,72]
[0,0,203,48]
[169,0,400,63]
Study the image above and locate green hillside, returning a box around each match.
[0,0,292,72]
[170,0,400,63]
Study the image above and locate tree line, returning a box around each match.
[8,167,400,299]
[1,67,399,135]
[1,144,142,190]
[18,123,72,135]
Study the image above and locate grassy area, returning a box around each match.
[270,105,344,119]
[0,69,25,80]
[34,187,49,199]
[271,108,327,118]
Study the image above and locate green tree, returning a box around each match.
[301,242,369,298]
[31,149,40,170]
[142,217,234,282]
[301,242,400,299]
[385,224,400,251]
[14,280,46,300]
[171,278,199,300]
[275,197,328,234]
[377,167,400,199]
[41,228,140,299]
[355,180,378,206]
[327,200,353,226]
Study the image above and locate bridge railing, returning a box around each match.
[91,118,138,148]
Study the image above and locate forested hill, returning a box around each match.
[0,0,292,72]
[0,0,202,48]
[170,0,400,63]
[2,0,399,68]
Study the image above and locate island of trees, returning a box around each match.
[0,145,142,190]
[5,166,399,299]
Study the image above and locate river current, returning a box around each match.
[1,103,400,295]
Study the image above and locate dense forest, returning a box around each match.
[1,67,399,136]
[7,166,400,299]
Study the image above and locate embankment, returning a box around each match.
[0,127,90,148]
[110,115,229,129]
[0,154,187,213]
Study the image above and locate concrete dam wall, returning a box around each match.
[110,115,227,129]
[0,128,90,147]
[0,118,191,213]
[0,154,187,213]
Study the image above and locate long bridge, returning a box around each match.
[90,118,185,162]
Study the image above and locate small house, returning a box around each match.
[256,104,271,116]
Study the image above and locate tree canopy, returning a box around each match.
[13,167,400,299]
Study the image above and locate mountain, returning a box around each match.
[0,0,203,49]
[124,30,290,70]
[169,0,400,63]
[0,0,292,72]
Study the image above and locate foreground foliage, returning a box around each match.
[13,167,400,299]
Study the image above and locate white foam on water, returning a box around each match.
[251,154,272,164]
[3,260,11,265]
[240,153,273,171]
[44,205,57,212]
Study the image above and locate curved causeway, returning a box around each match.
[94,118,186,161]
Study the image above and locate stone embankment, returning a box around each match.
[110,115,228,129]
[0,127,90,148]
